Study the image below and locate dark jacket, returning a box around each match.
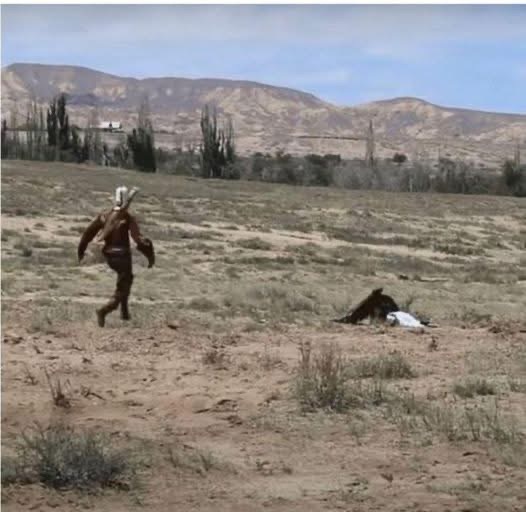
[78,209,155,266]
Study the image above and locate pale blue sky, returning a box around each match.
[2,4,526,113]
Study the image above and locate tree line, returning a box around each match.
[2,93,157,172]
[1,94,524,197]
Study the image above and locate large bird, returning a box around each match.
[333,288,400,324]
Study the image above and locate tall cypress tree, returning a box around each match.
[224,116,236,166]
[71,126,82,162]
[126,96,156,172]
[47,98,58,147]
[1,119,8,159]
[57,93,70,150]
[199,105,236,179]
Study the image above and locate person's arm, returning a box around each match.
[128,214,146,245]
[77,214,104,262]
[129,214,155,268]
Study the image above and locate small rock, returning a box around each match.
[124,399,143,407]
[380,472,394,483]
[226,414,243,426]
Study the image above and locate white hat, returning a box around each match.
[114,186,129,209]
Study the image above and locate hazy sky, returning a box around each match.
[2,4,526,113]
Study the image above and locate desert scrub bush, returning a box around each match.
[346,378,392,408]
[452,307,493,327]
[507,377,526,393]
[258,344,282,370]
[1,423,136,490]
[187,296,218,312]
[235,237,273,251]
[180,228,223,240]
[2,228,18,241]
[29,308,58,335]
[294,342,350,412]
[28,301,93,334]
[167,444,218,476]
[433,242,478,256]
[453,377,497,398]
[286,242,323,257]
[293,342,397,413]
[463,260,515,284]
[13,240,33,257]
[349,351,416,380]
[202,345,228,367]
[249,283,318,312]
[388,395,522,444]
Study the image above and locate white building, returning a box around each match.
[98,121,122,132]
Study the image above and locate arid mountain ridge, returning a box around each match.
[2,62,525,166]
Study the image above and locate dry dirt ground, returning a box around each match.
[1,160,526,511]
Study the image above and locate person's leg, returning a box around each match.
[96,255,127,327]
[119,257,134,320]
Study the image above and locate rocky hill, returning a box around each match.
[2,62,525,166]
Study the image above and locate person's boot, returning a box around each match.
[96,298,119,328]
[96,308,106,327]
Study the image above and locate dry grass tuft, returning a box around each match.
[294,341,350,412]
[2,423,136,490]
[349,352,417,380]
[44,369,71,409]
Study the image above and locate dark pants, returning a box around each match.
[98,251,134,320]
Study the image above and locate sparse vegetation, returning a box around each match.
[188,296,218,312]
[258,344,282,370]
[294,342,351,412]
[2,423,136,490]
[453,377,497,398]
[235,237,273,251]
[390,396,522,444]
[2,160,525,511]
[349,352,416,380]
[167,444,219,475]
[202,345,228,367]
[45,368,71,408]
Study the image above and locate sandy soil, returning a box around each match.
[2,161,525,511]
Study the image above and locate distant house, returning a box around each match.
[98,121,122,132]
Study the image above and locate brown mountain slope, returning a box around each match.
[2,62,525,166]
